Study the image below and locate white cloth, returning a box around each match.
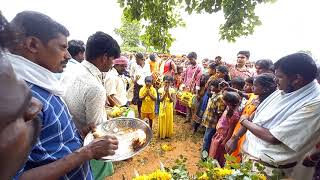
[104,68,128,106]
[6,53,64,96]
[55,58,81,80]
[130,62,151,86]
[243,81,320,165]
[61,60,107,129]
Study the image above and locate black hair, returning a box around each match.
[223,91,240,105]
[145,76,153,83]
[254,73,277,102]
[216,65,231,82]
[223,91,240,117]
[256,59,274,72]
[135,52,144,60]
[85,31,120,61]
[274,53,317,82]
[208,63,216,70]
[0,12,13,50]
[215,56,222,60]
[237,50,250,59]
[149,54,156,61]
[245,77,254,84]
[163,75,174,82]
[11,11,69,44]
[68,40,85,58]
[187,52,197,59]
[209,78,224,88]
[317,66,320,82]
[230,77,245,90]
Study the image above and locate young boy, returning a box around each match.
[139,76,157,129]
[201,78,226,159]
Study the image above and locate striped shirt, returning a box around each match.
[15,82,93,180]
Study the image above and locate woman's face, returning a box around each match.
[237,54,248,67]
[163,80,170,87]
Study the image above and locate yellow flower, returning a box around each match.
[198,172,209,180]
[161,144,175,151]
[213,168,233,177]
[257,174,267,180]
[133,170,171,180]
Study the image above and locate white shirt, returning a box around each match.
[104,68,128,106]
[61,60,107,129]
[243,82,320,165]
[130,62,151,86]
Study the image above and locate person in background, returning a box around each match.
[216,65,231,82]
[182,52,202,123]
[0,12,43,180]
[8,11,118,180]
[255,59,274,75]
[193,63,217,133]
[209,91,242,166]
[149,53,159,74]
[230,77,245,91]
[68,39,85,63]
[201,79,226,159]
[105,56,129,107]
[158,75,176,139]
[131,52,151,118]
[139,76,157,129]
[230,51,254,79]
[159,54,177,77]
[214,56,224,66]
[201,58,209,73]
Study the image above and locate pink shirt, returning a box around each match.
[182,64,202,93]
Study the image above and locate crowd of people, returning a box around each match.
[1,10,320,180]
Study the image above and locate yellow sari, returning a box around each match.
[158,87,175,139]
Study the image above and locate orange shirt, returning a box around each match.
[231,93,258,162]
[149,61,159,74]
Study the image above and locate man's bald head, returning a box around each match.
[0,57,31,128]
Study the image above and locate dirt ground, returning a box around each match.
[107,113,204,180]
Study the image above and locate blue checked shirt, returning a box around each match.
[15,83,93,180]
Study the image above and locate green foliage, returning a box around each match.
[114,15,142,48]
[165,155,190,180]
[117,0,276,50]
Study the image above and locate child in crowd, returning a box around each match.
[230,77,245,91]
[209,91,242,166]
[174,66,184,89]
[216,65,231,82]
[139,76,157,129]
[201,78,226,157]
[193,63,217,133]
[158,75,176,139]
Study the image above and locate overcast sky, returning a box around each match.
[2,0,320,63]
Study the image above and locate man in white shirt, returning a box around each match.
[226,53,320,179]
[105,56,129,107]
[131,53,151,118]
[61,31,121,179]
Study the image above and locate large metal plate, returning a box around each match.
[84,117,152,162]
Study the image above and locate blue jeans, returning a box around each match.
[202,127,216,153]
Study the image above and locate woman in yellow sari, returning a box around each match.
[158,75,176,139]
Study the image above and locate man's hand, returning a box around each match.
[225,136,238,154]
[79,123,95,139]
[85,135,119,159]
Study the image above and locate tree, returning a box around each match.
[114,15,144,52]
[117,0,276,52]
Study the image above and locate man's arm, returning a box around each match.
[241,119,281,144]
[19,136,118,180]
